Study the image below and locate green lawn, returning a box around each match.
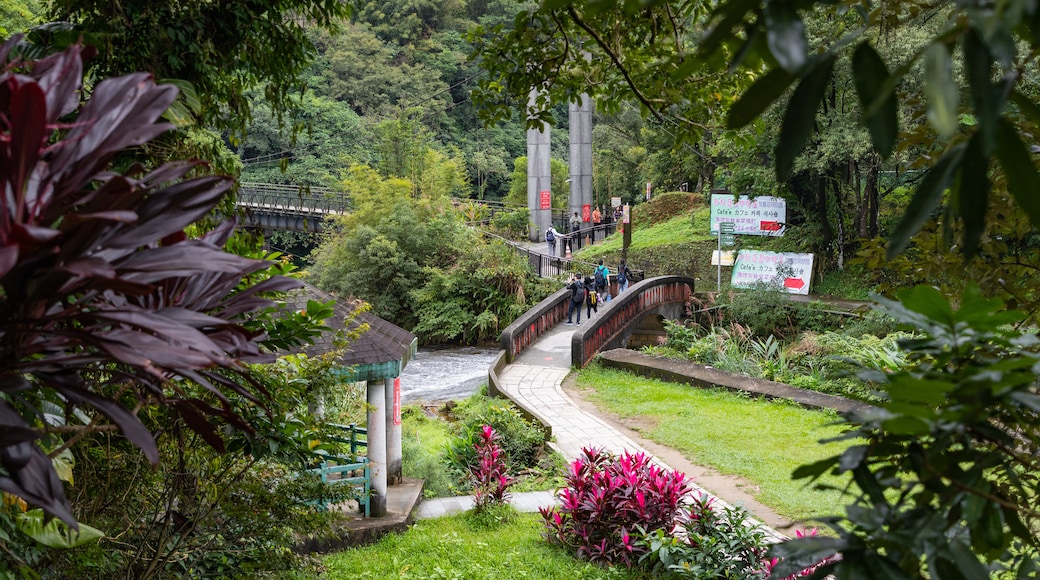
[575,365,855,522]
[323,510,644,579]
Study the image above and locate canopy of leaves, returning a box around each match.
[41,0,352,138]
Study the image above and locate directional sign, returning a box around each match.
[731,250,813,295]
[718,221,735,246]
[710,193,786,236]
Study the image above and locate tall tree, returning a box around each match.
[43,0,351,139]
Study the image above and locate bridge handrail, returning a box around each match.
[571,275,695,368]
[239,181,335,196]
[478,229,626,279]
[499,287,572,364]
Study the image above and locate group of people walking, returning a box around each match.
[545,205,615,257]
[565,258,633,325]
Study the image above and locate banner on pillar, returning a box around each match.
[539,190,551,210]
[393,377,401,426]
[582,204,591,222]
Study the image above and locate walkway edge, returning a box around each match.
[597,349,875,415]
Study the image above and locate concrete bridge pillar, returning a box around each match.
[569,93,593,234]
[527,90,553,242]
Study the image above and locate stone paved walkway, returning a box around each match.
[414,490,556,520]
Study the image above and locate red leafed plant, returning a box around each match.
[541,446,693,566]
[468,424,515,511]
[0,37,300,526]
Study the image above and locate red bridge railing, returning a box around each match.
[572,276,695,367]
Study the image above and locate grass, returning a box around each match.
[574,365,855,522]
[580,209,713,259]
[322,509,643,579]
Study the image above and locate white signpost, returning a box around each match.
[710,193,786,236]
[731,250,814,295]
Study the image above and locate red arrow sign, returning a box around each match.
[784,278,805,290]
[760,221,781,231]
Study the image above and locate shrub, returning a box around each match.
[447,395,547,475]
[541,448,691,566]
[468,425,515,511]
[638,495,771,579]
[490,207,531,239]
[724,289,799,338]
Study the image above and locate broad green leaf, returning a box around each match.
[996,118,1040,229]
[852,42,898,158]
[764,0,809,74]
[767,536,844,577]
[699,0,760,58]
[881,415,930,435]
[1009,90,1040,126]
[893,285,955,326]
[776,55,835,180]
[887,143,966,259]
[16,510,104,548]
[957,133,989,257]
[963,30,998,154]
[924,42,959,138]
[792,455,840,480]
[838,445,867,472]
[726,66,795,129]
[52,448,74,484]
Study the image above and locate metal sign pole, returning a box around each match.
[717,228,721,293]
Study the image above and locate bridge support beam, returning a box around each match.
[527,90,553,242]
[366,380,388,517]
[569,94,593,232]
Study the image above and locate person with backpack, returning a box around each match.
[545,224,562,256]
[617,259,633,293]
[594,259,611,303]
[565,273,585,325]
[584,273,598,318]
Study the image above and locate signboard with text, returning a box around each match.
[710,194,786,236]
[731,250,813,295]
[539,190,551,210]
[611,196,622,208]
[582,204,591,222]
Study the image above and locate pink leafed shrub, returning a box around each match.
[468,425,516,511]
[540,447,693,566]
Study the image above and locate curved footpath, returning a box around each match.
[419,308,849,544]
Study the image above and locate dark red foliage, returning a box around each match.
[468,424,515,510]
[541,447,693,566]
[0,38,300,526]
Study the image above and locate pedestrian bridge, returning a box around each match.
[496,275,694,369]
[488,274,695,448]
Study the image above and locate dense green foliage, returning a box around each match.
[400,396,560,499]
[307,161,555,343]
[445,394,548,477]
[773,285,1040,578]
[43,0,350,139]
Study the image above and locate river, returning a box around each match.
[398,345,500,404]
